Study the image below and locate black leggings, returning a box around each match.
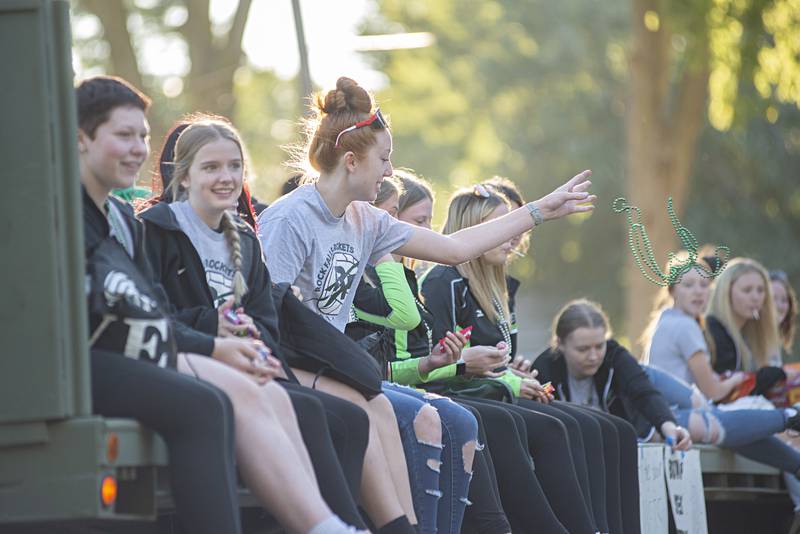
[281,382,369,529]
[457,398,567,534]
[573,406,640,534]
[457,403,512,534]
[90,351,241,534]
[540,401,609,532]
[478,399,597,534]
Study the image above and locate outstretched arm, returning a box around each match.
[394,170,595,265]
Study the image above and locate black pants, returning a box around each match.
[457,403,512,534]
[542,401,609,532]
[90,351,241,534]
[476,399,596,534]
[281,382,369,529]
[573,406,640,534]
[457,398,567,534]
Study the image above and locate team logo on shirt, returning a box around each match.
[314,243,359,318]
[101,271,169,366]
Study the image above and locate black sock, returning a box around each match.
[377,516,415,534]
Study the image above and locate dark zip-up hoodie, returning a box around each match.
[139,202,290,373]
[83,188,213,359]
[533,339,676,439]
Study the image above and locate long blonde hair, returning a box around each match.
[168,115,250,306]
[706,257,779,370]
[441,187,511,324]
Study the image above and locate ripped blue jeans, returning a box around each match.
[382,382,478,534]
[644,366,800,473]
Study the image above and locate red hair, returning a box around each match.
[304,77,388,174]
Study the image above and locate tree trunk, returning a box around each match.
[181,0,252,119]
[83,0,143,90]
[625,0,709,350]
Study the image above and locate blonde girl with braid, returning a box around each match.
[141,116,369,534]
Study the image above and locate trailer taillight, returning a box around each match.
[100,475,117,508]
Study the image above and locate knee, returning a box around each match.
[290,391,326,423]
[434,397,479,441]
[690,389,706,409]
[611,417,638,445]
[687,411,722,444]
[188,384,235,435]
[368,392,396,420]
[263,382,297,417]
[540,414,569,438]
[414,403,443,447]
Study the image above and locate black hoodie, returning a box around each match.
[139,202,291,373]
[533,339,676,439]
[83,188,214,360]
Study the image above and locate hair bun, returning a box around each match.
[320,77,372,115]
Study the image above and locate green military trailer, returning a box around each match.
[0,2,268,532]
[0,1,170,531]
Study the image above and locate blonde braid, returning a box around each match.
[221,211,248,306]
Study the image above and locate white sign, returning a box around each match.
[664,448,708,534]
[639,444,668,534]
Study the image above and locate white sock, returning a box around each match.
[309,515,360,534]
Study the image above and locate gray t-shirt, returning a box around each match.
[568,374,600,409]
[257,184,414,331]
[648,307,708,385]
[170,201,249,308]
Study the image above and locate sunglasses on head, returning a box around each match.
[473,183,498,198]
[334,108,387,148]
[770,270,789,283]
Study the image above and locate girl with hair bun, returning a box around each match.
[259,76,595,534]
[141,115,371,534]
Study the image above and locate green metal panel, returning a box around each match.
[0,0,89,423]
[0,417,162,522]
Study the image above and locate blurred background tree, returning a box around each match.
[70,0,800,355]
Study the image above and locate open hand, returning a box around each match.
[533,170,596,222]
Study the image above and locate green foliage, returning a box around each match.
[362,0,800,332]
[686,101,800,354]
[363,0,630,319]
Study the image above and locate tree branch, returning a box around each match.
[83,0,143,89]
[222,0,252,67]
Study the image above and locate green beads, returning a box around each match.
[612,197,729,287]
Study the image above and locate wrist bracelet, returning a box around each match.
[526,202,544,226]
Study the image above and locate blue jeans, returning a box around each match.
[383,382,478,534]
[644,366,800,473]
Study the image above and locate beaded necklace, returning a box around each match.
[492,297,513,352]
[612,196,729,287]
[413,293,435,354]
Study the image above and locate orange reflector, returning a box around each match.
[101,476,117,507]
[106,433,119,463]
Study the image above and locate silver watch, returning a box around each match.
[526,202,544,226]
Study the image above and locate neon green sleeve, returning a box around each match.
[355,262,420,330]
[495,370,523,397]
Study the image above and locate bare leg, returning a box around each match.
[179,355,331,533]
[292,368,417,527]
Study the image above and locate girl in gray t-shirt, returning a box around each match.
[643,263,746,402]
[259,76,597,534]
